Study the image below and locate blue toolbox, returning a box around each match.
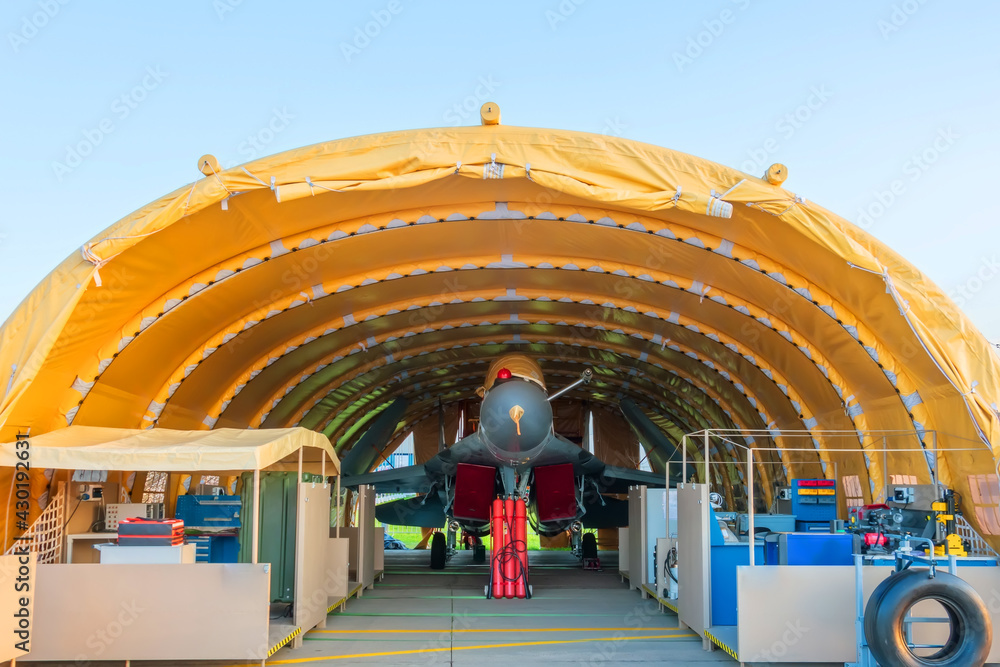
[790,479,837,532]
[175,494,242,530]
[175,495,242,563]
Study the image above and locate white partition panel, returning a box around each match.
[374,525,384,573]
[677,483,710,638]
[618,527,629,577]
[737,565,855,662]
[627,486,645,590]
[325,537,350,604]
[294,481,332,636]
[356,485,376,590]
[23,563,270,662]
[645,488,666,589]
[340,526,360,582]
[0,553,34,662]
[737,565,1000,663]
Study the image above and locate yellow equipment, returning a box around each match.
[932,499,967,557]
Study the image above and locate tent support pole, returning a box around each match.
[665,460,671,540]
[252,469,261,565]
[335,475,341,538]
[681,435,687,484]
[882,436,889,503]
[747,446,755,566]
[703,430,710,485]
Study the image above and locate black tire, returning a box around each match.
[581,533,598,560]
[863,569,909,651]
[864,569,991,667]
[429,532,447,570]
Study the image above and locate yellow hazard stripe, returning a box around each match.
[325,582,364,614]
[704,629,739,660]
[268,626,302,657]
[325,595,349,614]
[641,584,679,614]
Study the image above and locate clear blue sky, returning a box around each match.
[2,1,999,341]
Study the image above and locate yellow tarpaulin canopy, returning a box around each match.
[0,121,997,545]
[0,426,337,473]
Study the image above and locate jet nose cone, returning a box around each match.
[479,380,552,460]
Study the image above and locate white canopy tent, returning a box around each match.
[0,425,338,473]
[1,425,339,566]
[2,426,342,663]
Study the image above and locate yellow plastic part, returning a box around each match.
[934,534,967,557]
[480,102,501,125]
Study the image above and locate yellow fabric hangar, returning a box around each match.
[2,118,999,548]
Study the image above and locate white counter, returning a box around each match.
[97,543,196,564]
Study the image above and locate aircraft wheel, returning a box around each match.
[430,532,447,570]
[864,569,991,667]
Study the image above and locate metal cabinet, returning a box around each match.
[239,472,297,603]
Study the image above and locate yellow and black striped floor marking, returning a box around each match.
[704,629,739,661]
[325,582,365,614]
[641,584,680,614]
[268,626,302,657]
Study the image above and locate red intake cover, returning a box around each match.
[534,463,577,523]
[453,463,496,522]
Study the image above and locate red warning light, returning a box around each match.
[497,368,512,380]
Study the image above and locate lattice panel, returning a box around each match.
[5,482,65,564]
[956,514,999,557]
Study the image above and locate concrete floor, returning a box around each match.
[264,549,737,666]
[33,550,738,666]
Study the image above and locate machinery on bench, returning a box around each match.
[658,477,998,666]
[708,481,979,568]
[846,486,969,558]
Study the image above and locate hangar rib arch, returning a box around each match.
[2,121,999,546]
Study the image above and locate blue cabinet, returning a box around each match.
[176,495,242,529]
[186,534,240,563]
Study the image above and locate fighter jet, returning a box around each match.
[340,355,680,553]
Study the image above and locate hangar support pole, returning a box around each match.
[703,431,710,485]
[747,446,755,566]
[252,469,260,564]
[681,435,687,483]
[292,447,306,650]
[882,436,889,502]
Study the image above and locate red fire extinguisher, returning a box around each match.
[491,498,505,599]
[514,497,528,598]
[503,497,516,599]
